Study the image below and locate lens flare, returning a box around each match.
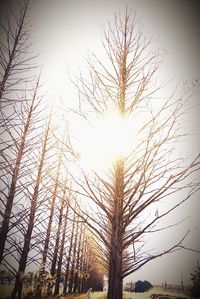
[77,112,135,172]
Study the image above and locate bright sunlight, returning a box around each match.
[77,112,136,172]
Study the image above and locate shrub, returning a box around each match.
[134,280,153,292]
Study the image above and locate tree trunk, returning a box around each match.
[81,237,89,293]
[63,208,76,295]
[54,202,69,295]
[10,202,37,299]
[107,159,124,299]
[107,245,123,299]
[68,219,79,293]
[73,222,83,293]
[41,145,63,268]
[50,189,65,276]
[78,230,86,293]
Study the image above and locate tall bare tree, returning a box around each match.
[40,141,64,270]
[63,206,76,295]
[0,0,40,271]
[0,72,42,264]
[68,213,79,294]
[71,8,200,299]
[50,176,67,277]
[54,191,69,295]
[10,112,52,299]
[73,221,83,293]
[78,230,87,293]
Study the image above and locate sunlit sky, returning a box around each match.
[29,0,200,285]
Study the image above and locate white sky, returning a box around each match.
[30,0,200,285]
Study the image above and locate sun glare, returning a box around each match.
[77,113,135,172]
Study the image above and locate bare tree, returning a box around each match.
[70,8,200,299]
[73,221,83,293]
[0,0,36,108]
[10,112,52,299]
[50,176,67,277]
[0,0,41,273]
[40,141,64,271]
[0,72,42,264]
[63,206,76,295]
[68,212,79,294]
[78,229,88,293]
[54,188,69,295]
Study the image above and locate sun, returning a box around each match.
[77,112,136,173]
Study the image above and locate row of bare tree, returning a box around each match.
[0,1,103,298]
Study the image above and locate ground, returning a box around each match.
[0,286,190,299]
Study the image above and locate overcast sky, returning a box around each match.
[29,0,200,285]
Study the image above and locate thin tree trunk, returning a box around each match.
[0,74,41,264]
[41,145,63,268]
[81,237,89,293]
[54,202,69,295]
[68,217,79,293]
[10,115,51,299]
[50,182,65,276]
[73,222,83,293]
[78,230,86,293]
[63,208,76,295]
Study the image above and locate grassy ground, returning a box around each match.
[0,289,125,299]
[55,292,131,299]
[0,286,107,299]
[0,286,190,299]
[87,292,107,299]
[0,284,13,298]
[61,292,106,299]
[122,288,190,299]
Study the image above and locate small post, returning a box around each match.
[86,288,92,299]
